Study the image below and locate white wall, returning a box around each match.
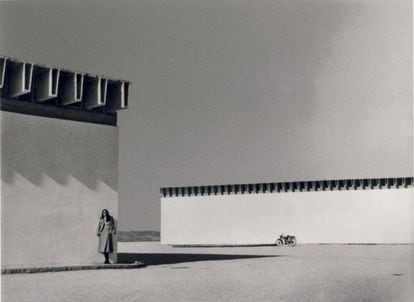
[161,189,413,244]
[1,111,119,267]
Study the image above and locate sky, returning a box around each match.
[0,0,412,231]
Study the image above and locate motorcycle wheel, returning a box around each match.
[276,239,283,246]
[289,237,297,246]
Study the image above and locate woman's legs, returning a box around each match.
[104,252,110,264]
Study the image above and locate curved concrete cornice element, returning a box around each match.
[0,56,130,114]
[161,177,414,197]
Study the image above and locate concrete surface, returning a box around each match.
[1,111,119,266]
[162,189,413,244]
[1,262,144,275]
[2,242,413,302]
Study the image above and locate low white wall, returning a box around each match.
[161,189,413,244]
[1,111,119,267]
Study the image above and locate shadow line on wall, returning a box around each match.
[1,111,118,191]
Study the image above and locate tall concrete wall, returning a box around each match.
[1,111,119,267]
[161,189,413,245]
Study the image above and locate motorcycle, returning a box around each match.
[275,234,297,246]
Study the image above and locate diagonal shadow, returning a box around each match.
[118,253,282,266]
[1,111,119,191]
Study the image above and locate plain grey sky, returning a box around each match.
[0,0,412,231]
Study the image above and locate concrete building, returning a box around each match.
[1,57,129,268]
[161,178,413,245]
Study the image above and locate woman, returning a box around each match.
[96,209,117,264]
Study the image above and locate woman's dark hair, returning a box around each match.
[100,209,112,222]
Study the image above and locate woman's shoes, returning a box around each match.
[104,260,110,264]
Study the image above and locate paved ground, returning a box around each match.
[2,243,413,302]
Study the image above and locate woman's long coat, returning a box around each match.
[96,217,116,253]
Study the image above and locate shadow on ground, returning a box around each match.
[118,253,281,266]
